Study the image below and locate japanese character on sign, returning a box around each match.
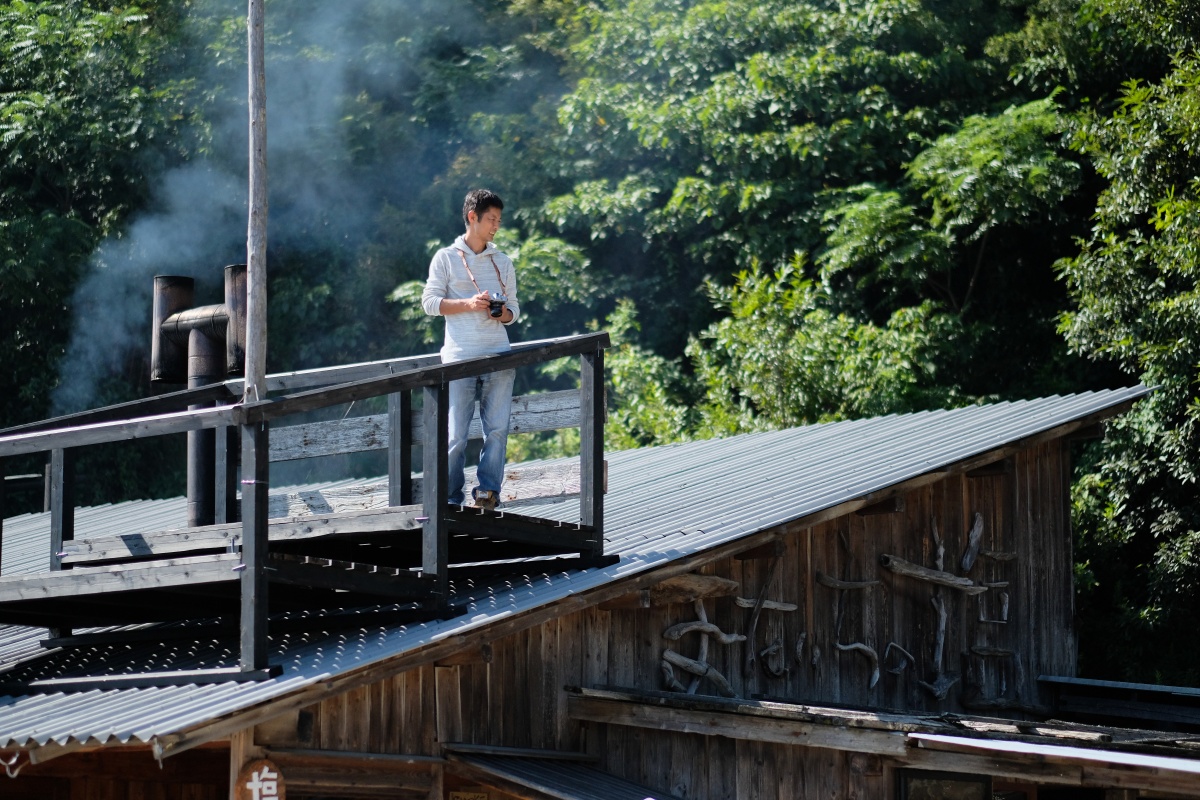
[236,758,286,800]
[245,764,279,800]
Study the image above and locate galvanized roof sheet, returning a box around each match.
[452,753,686,800]
[0,387,1150,753]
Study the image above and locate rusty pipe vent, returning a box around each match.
[150,265,248,527]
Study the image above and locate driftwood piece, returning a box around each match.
[931,514,945,571]
[959,512,985,573]
[733,597,798,611]
[977,591,1012,624]
[918,593,960,699]
[688,600,709,694]
[815,572,880,591]
[981,549,1016,562]
[760,638,787,679]
[742,556,782,681]
[879,554,987,594]
[811,644,821,667]
[970,646,1014,658]
[662,649,738,698]
[661,659,687,692]
[918,672,960,700]
[600,574,740,610]
[836,642,880,689]
[930,594,948,672]
[794,632,807,665]
[663,621,745,646]
[884,642,915,675]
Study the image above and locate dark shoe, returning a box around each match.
[473,489,499,511]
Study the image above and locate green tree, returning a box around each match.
[1059,5,1200,681]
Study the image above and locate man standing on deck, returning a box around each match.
[421,188,520,510]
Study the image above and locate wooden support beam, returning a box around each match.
[442,743,597,762]
[240,420,270,672]
[445,507,592,551]
[60,506,423,566]
[421,383,448,603]
[567,693,909,756]
[266,553,433,598]
[579,349,604,558]
[263,748,440,796]
[735,539,784,561]
[388,391,413,506]
[435,644,492,667]
[854,497,905,516]
[966,459,1012,478]
[598,574,740,611]
[0,553,242,603]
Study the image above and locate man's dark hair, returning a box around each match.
[463,188,504,227]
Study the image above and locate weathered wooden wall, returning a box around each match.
[2,747,227,800]
[276,439,1075,797]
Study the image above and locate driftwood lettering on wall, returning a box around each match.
[660,594,745,698]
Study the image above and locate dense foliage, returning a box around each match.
[3,0,1200,682]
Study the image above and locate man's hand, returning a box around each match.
[440,292,493,315]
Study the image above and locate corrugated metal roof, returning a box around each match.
[452,753,686,800]
[0,387,1150,753]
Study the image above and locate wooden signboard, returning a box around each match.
[235,758,286,800]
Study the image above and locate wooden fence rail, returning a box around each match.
[0,331,610,681]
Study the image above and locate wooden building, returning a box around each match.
[1,368,1197,799]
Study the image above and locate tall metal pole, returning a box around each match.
[245,0,268,400]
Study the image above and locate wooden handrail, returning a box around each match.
[238,332,610,424]
[0,383,236,437]
[0,332,610,457]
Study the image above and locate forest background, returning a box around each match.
[2,0,1200,686]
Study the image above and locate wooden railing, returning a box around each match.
[0,331,610,678]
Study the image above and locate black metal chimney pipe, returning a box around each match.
[151,265,249,527]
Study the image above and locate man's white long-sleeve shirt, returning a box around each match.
[421,235,520,363]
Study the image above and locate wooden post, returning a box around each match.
[240,420,270,671]
[579,348,604,557]
[49,448,75,572]
[49,447,75,639]
[244,0,268,402]
[389,391,413,506]
[228,726,264,800]
[421,384,448,603]
[0,462,5,577]
[215,425,239,524]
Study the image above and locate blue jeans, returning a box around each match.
[446,369,515,505]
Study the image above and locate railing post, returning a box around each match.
[580,348,605,557]
[421,383,448,603]
[239,419,270,672]
[388,390,413,506]
[214,424,239,524]
[49,448,75,571]
[0,462,5,577]
[49,447,75,638]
